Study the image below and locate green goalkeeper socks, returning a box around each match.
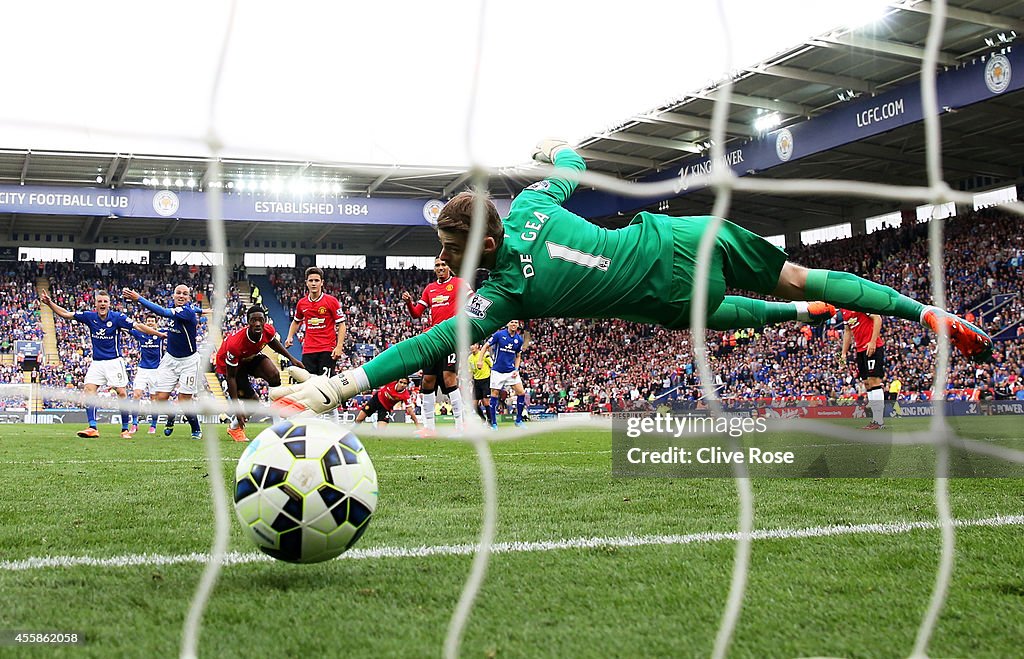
[707,296,798,330]
[804,269,924,323]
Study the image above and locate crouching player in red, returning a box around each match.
[353,377,422,430]
[216,305,304,442]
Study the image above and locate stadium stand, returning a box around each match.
[0,262,44,385]
[3,209,1021,413]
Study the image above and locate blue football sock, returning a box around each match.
[186,415,200,433]
[488,396,498,426]
[516,395,526,422]
[87,406,97,428]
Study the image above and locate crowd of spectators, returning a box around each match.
[0,207,1020,416]
[0,261,44,349]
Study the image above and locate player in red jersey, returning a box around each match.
[285,267,347,377]
[401,257,472,435]
[353,377,421,429]
[839,308,886,429]
[217,306,304,442]
[286,267,346,422]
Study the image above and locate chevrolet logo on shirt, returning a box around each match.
[431,294,450,305]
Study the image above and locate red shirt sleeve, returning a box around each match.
[223,331,243,367]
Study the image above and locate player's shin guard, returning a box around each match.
[488,396,498,426]
[421,392,436,430]
[867,386,885,426]
[120,397,131,431]
[805,269,924,323]
[516,395,525,422]
[447,389,465,430]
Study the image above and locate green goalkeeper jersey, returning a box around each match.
[361,148,691,388]
[466,148,683,329]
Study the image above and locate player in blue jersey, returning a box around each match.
[40,289,165,438]
[128,315,165,435]
[123,285,204,440]
[485,320,528,429]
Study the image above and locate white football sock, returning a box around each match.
[867,387,884,425]
[448,389,465,431]
[422,392,436,430]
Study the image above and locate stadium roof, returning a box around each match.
[1,0,1022,253]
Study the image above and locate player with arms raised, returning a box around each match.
[123,285,204,440]
[217,305,304,442]
[272,141,992,416]
[352,377,421,429]
[401,257,471,435]
[40,289,164,438]
[840,309,887,429]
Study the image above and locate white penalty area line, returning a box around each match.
[0,455,431,466]
[0,451,601,466]
[3,515,1022,572]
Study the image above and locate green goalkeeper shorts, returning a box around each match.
[663,215,789,328]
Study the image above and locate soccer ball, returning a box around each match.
[233,418,378,564]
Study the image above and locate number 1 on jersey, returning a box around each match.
[545,241,611,272]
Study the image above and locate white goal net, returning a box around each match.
[3,1,1023,658]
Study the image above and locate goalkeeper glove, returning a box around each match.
[269,366,361,416]
[532,138,571,164]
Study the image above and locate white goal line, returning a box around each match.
[3,514,1021,573]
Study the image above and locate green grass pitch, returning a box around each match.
[1,418,1022,657]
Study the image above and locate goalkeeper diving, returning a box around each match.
[271,140,993,415]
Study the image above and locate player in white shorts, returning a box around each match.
[40,288,164,439]
[123,284,205,440]
[133,368,160,395]
[155,352,203,395]
[85,358,130,389]
[488,368,523,392]
[129,315,166,434]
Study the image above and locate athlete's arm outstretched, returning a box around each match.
[122,288,174,318]
[525,141,585,209]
